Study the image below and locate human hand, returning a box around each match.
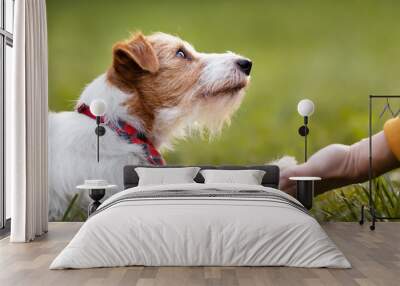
[279,131,400,196]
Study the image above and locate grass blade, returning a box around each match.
[62,193,79,222]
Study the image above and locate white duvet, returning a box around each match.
[50,183,351,269]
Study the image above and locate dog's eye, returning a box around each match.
[176,49,186,59]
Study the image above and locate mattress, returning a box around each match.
[50,183,351,269]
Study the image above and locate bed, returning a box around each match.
[50,165,350,269]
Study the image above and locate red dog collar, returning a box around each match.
[77,103,165,166]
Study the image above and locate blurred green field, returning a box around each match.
[47,0,400,165]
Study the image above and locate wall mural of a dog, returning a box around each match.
[48,32,252,220]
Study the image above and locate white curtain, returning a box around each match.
[8,0,48,242]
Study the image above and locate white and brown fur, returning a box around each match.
[49,32,252,220]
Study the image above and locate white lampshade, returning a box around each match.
[297,99,315,117]
[90,99,107,116]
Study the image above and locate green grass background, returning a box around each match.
[47,0,400,164]
[48,0,400,222]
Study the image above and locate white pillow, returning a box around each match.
[135,167,200,186]
[200,169,266,185]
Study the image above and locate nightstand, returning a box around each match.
[289,176,321,210]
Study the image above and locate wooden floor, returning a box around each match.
[0,222,399,286]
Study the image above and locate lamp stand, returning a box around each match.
[94,116,106,163]
[298,116,309,162]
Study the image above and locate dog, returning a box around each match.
[49,32,252,220]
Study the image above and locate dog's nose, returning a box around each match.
[236,59,252,75]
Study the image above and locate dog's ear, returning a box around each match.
[112,32,159,76]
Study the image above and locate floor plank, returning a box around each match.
[0,222,399,286]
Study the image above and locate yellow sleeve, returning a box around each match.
[384,117,400,160]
